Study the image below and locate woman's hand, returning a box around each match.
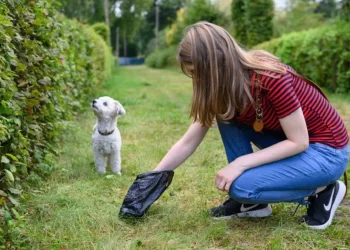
[215,162,245,192]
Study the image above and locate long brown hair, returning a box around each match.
[178,21,286,127]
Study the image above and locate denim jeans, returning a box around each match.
[217,121,349,204]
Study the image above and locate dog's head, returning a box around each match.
[91,96,126,119]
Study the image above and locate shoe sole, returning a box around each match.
[308,181,346,230]
[213,205,273,220]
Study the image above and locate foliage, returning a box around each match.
[165,8,186,46]
[137,0,186,55]
[231,0,247,45]
[166,0,226,46]
[244,0,274,47]
[91,22,111,45]
[58,0,106,24]
[340,0,350,21]
[0,0,113,245]
[255,22,350,93]
[149,0,226,68]
[145,46,178,68]
[314,0,336,18]
[146,29,168,56]
[273,0,325,38]
[231,0,274,47]
[109,0,153,57]
[87,27,114,83]
[113,0,153,42]
[184,0,226,27]
[215,0,234,16]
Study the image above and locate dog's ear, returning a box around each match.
[115,101,126,116]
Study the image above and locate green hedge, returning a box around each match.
[90,23,115,80]
[145,46,178,69]
[91,22,111,46]
[88,26,114,83]
[0,0,113,239]
[255,22,350,93]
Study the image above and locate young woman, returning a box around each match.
[154,22,349,230]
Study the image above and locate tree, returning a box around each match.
[104,0,110,26]
[230,0,274,47]
[340,0,350,21]
[314,0,336,18]
[111,0,153,57]
[90,0,106,24]
[184,0,226,26]
[273,0,325,38]
[166,0,226,46]
[58,0,105,24]
[231,0,247,45]
[216,0,234,16]
[137,0,186,55]
[244,0,274,47]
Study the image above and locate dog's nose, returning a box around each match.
[92,100,97,104]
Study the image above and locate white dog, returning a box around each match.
[91,96,125,175]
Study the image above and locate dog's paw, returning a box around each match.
[97,169,106,174]
[111,169,122,176]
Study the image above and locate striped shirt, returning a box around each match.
[235,65,349,148]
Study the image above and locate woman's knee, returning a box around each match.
[229,179,258,204]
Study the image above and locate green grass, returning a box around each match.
[19,66,350,249]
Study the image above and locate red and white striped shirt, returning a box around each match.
[235,65,349,148]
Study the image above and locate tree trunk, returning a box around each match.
[116,27,119,57]
[155,4,160,49]
[123,29,127,58]
[104,0,110,26]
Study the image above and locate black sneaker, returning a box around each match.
[209,198,272,220]
[301,180,346,230]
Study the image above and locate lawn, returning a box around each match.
[19,66,350,249]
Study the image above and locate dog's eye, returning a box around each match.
[103,102,108,106]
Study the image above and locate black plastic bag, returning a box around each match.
[119,170,174,218]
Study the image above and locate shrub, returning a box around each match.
[255,22,350,93]
[145,46,178,69]
[91,22,111,45]
[0,0,113,243]
[86,27,114,82]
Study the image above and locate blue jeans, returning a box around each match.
[217,121,349,205]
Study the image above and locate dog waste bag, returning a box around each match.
[119,170,174,218]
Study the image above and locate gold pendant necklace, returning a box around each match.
[253,75,264,132]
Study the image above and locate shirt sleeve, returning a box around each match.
[264,72,301,118]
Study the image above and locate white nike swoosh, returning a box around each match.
[240,204,259,212]
[324,187,335,211]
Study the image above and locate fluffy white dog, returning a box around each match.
[91,96,125,175]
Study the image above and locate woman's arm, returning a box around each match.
[154,122,209,171]
[236,107,309,169]
[216,107,309,191]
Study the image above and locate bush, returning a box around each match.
[145,46,178,69]
[255,22,350,93]
[91,22,111,45]
[87,27,114,82]
[0,0,113,243]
